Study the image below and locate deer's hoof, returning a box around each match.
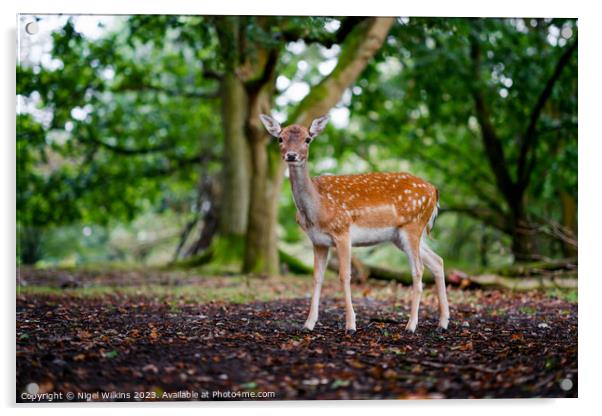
[438,317,449,330]
[435,326,448,333]
[345,329,356,335]
[303,320,316,331]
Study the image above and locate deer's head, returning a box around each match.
[259,114,329,165]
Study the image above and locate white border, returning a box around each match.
[3,1,600,415]
[5,0,583,17]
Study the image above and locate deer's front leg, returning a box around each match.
[303,245,329,331]
[335,235,356,333]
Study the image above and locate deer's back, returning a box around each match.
[313,172,438,230]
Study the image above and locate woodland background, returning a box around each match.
[17,16,577,277]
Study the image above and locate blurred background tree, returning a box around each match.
[349,17,577,263]
[16,16,577,273]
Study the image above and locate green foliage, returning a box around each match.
[346,17,577,261]
[17,16,577,267]
[17,16,226,263]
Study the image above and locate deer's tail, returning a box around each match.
[426,188,439,237]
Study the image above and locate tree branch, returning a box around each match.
[81,126,220,161]
[469,34,517,204]
[517,38,578,188]
[244,48,280,94]
[288,17,395,126]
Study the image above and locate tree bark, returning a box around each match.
[508,199,538,262]
[185,177,221,257]
[215,16,252,237]
[560,191,578,257]
[242,47,282,274]
[243,140,283,274]
[218,73,251,238]
[243,88,281,274]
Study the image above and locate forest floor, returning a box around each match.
[16,267,577,401]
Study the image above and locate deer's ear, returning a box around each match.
[309,115,329,138]
[259,114,282,137]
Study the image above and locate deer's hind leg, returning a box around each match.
[393,227,424,333]
[420,240,450,330]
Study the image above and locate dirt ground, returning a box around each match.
[16,268,577,401]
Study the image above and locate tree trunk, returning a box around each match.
[560,191,578,257]
[185,177,221,257]
[18,226,43,265]
[243,89,281,274]
[218,73,251,238]
[509,198,537,262]
[243,138,283,274]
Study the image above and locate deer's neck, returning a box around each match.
[288,163,321,226]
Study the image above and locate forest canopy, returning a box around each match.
[16,16,577,272]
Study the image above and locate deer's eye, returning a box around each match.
[278,137,284,144]
[305,137,312,144]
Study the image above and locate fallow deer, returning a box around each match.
[259,114,450,333]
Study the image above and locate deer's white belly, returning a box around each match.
[350,225,397,247]
[304,225,397,247]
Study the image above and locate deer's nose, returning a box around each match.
[285,152,299,162]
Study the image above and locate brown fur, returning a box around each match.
[312,172,438,234]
